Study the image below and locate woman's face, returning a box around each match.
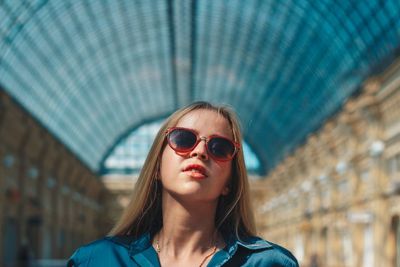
[160,109,233,202]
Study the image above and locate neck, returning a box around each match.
[156,192,221,257]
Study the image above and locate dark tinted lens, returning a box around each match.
[207,137,235,159]
[169,129,197,150]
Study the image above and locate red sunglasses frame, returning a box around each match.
[165,127,240,162]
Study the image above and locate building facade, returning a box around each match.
[0,90,114,266]
[252,59,400,267]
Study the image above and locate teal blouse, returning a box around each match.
[67,233,298,266]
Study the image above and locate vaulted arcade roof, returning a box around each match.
[1,1,399,175]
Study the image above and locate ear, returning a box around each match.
[221,186,230,196]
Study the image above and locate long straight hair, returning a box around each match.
[109,101,256,240]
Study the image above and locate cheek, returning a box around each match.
[215,162,232,185]
[160,149,169,177]
[160,147,180,178]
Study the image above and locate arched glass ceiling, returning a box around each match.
[0,1,399,175]
[102,120,261,176]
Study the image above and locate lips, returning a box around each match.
[182,164,208,179]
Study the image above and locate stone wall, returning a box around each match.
[0,90,114,265]
[251,58,400,267]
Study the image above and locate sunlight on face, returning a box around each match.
[160,109,232,202]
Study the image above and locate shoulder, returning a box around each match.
[236,236,299,267]
[67,236,131,267]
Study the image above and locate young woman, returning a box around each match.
[68,102,298,267]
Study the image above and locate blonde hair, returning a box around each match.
[109,101,256,239]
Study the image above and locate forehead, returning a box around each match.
[176,109,233,138]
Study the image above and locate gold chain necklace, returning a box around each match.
[155,235,218,267]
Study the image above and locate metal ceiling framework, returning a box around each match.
[0,0,399,175]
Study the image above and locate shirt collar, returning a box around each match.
[208,234,273,267]
[235,235,272,250]
[109,234,153,254]
[222,233,272,256]
[110,232,272,266]
[110,233,272,252]
[110,234,159,265]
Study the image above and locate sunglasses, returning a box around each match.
[165,127,240,162]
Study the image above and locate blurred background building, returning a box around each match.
[1,1,400,266]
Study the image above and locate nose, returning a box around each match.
[189,137,208,160]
